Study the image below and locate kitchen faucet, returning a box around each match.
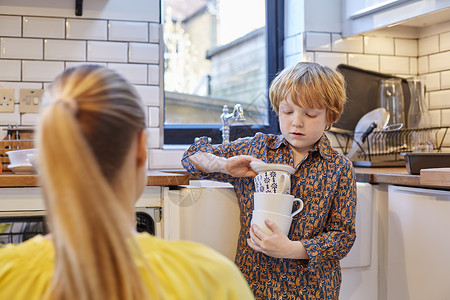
[221,104,245,144]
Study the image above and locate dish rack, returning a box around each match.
[329,126,450,167]
[1,126,35,173]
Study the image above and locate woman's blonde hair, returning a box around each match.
[36,65,152,300]
[269,62,346,124]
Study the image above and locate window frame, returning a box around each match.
[163,0,284,145]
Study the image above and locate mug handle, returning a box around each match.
[290,198,304,217]
[279,173,290,194]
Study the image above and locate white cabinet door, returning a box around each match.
[387,185,450,300]
[342,0,450,37]
[340,182,379,300]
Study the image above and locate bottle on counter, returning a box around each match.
[407,77,434,152]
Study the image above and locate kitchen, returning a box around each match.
[1,0,450,299]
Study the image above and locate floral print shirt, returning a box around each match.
[182,132,356,300]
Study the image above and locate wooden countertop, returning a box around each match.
[0,169,192,187]
[355,167,450,189]
[1,167,448,189]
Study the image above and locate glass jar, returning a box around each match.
[379,78,405,127]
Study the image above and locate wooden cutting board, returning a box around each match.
[420,168,450,188]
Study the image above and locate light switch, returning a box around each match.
[19,89,44,113]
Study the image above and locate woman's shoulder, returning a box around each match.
[136,233,254,299]
[137,233,237,269]
[0,235,52,263]
[0,236,53,299]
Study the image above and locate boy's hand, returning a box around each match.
[247,220,309,259]
[189,152,261,177]
[224,155,260,177]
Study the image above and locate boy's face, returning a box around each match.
[278,94,328,156]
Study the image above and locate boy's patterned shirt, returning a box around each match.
[182,132,357,300]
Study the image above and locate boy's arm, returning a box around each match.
[190,152,259,178]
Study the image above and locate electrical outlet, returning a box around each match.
[0,88,15,113]
[19,89,44,113]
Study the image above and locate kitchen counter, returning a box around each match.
[1,167,448,189]
[0,169,192,187]
[355,167,450,189]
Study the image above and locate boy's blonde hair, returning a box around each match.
[269,62,346,124]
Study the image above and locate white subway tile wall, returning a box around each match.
[0,13,162,168]
[0,16,21,37]
[0,60,21,81]
[424,72,440,91]
[439,32,450,52]
[419,35,439,56]
[429,109,441,127]
[315,52,347,70]
[22,61,65,82]
[394,38,418,57]
[429,51,450,72]
[331,34,363,53]
[364,36,394,55]
[149,23,160,43]
[107,63,148,85]
[23,17,65,39]
[109,21,149,42]
[429,90,450,109]
[21,113,39,126]
[134,85,160,106]
[66,19,108,40]
[440,70,450,89]
[442,109,450,126]
[87,41,128,62]
[44,39,86,61]
[148,107,160,127]
[410,58,418,75]
[146,127,160,148]
[148,149,185,169]
[148,65,160,85]
[418,56,429,73]
[129,43,159,64]
[1,38,43,59]
[379,55,410,74]
[0,106,20,125]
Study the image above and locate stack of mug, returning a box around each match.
[251,169,304,236]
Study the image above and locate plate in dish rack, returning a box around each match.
[7,164,37,175]
[250,161,295,174]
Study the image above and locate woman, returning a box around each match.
[0,65,254,300]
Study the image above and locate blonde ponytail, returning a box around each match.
[37,65,154,300]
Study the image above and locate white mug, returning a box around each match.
[253,192,304,217]
[251,210,293,236]
[254,171,290,194]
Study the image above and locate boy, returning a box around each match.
[182,62,356,299]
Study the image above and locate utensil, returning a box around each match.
[346,108,390,159]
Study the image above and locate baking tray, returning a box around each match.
[335,64,411,132]
[403,152,450,175]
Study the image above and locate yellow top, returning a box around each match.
[0,233,254,300]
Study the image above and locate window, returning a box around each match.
[163,0,284,144]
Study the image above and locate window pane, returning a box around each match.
[163,0,267,126]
